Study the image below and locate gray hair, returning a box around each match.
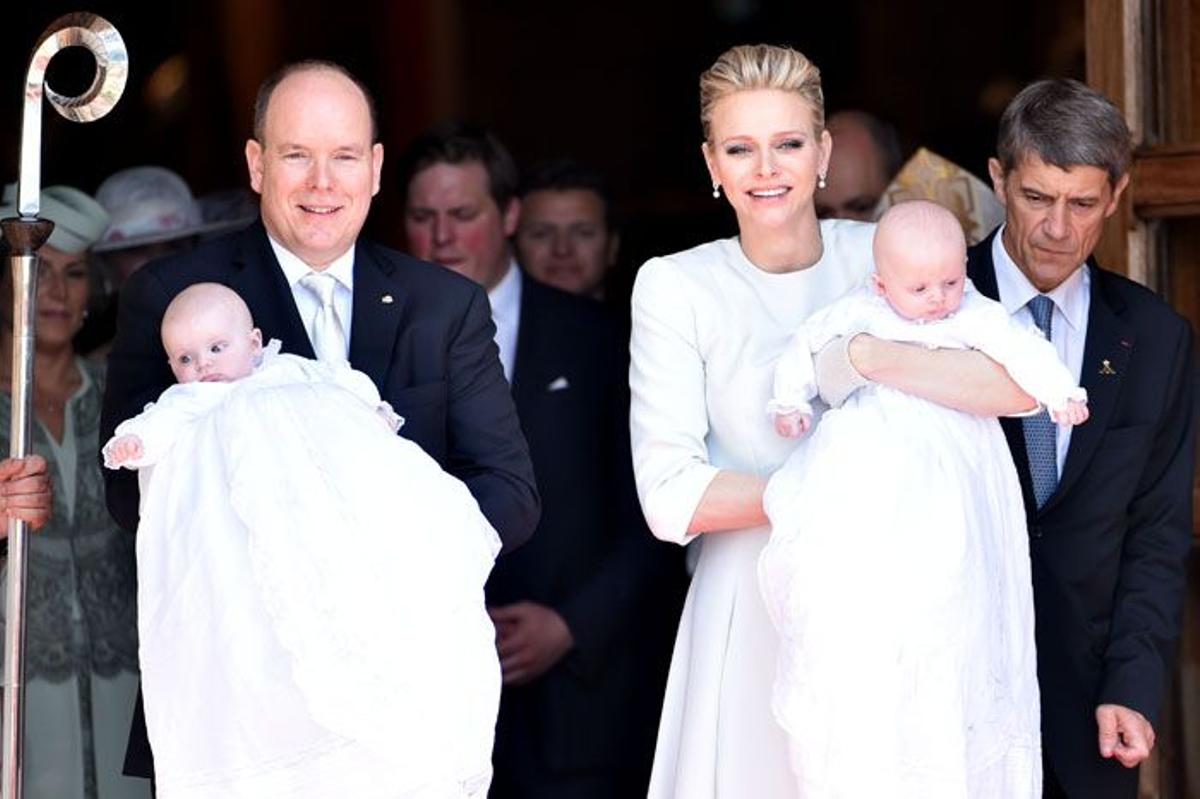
[996,78,1131,183]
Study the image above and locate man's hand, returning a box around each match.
[1096,703,1155,767]
[489,601,574,686]
[0,455,52,532]
[1050,398,1089,426]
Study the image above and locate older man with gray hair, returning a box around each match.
[967,78,1194,799]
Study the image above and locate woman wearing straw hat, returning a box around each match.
[0,184,150,799]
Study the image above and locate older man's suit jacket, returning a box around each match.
[968,230,1194,798]
[485,276,685,797]
[101,221,540,778]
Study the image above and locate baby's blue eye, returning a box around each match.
[178,355,191,365]
[210,343,225,354]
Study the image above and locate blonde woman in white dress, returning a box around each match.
[629,44,1039,798]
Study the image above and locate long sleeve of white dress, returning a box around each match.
[629,257,720,545]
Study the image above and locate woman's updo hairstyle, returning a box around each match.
[699,44,824,142]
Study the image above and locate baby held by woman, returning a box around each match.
[760,201,1087,798]
[105,283,500,799]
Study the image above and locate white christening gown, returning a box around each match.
[759,282,1083,798]
[104,343,501,799]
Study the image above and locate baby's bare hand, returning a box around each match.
[107,435,144,468]
[774,411,813,439]
[1050,399,1089,426]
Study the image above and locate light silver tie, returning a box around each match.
[300,271,347,363]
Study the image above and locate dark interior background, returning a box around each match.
[0,1,1086,287]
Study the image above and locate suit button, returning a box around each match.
[1029,525,1043,539]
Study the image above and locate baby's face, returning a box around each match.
[873,240,966,322]
[162,304,262,384]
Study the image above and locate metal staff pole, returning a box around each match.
[1,14,126,799]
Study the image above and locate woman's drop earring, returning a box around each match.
[817,173,828,190]
[712,182,721,199]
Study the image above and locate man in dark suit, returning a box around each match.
[399,123,685,798]
[101,62,539,779]
[966,78,1194,798]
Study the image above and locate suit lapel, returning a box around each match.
[1046,266,1134,510]
[227,223,313,357]
[348,240,406,389]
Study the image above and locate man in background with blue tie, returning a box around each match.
[967,78,1195,799]
[100,60,539,781]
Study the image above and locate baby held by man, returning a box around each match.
[105,283,501,799]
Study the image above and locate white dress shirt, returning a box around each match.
[487,259,522,383]
[991,226,1090,475]
[268,236,355,360]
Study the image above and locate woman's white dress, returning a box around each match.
[760,284,1076,797]
[629,220,875,798]
[104,345,501,799]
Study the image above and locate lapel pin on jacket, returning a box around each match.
[547,376,569,392]
[1099,359,1117,375]
[381,293,394,304]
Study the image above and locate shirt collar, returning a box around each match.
[991,224,1089,332]
[487,258,521,320]
[268,235,356,292]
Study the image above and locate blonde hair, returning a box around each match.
[699,44,825,141]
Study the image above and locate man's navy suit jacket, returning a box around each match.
[968,230,1194,798]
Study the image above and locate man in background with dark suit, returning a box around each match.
[967,78,1194,798]
[400,123,685,798]
[102,61,539,779]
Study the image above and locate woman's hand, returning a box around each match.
[0,455,52,531]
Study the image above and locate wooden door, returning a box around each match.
[1086,1,1200,796]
